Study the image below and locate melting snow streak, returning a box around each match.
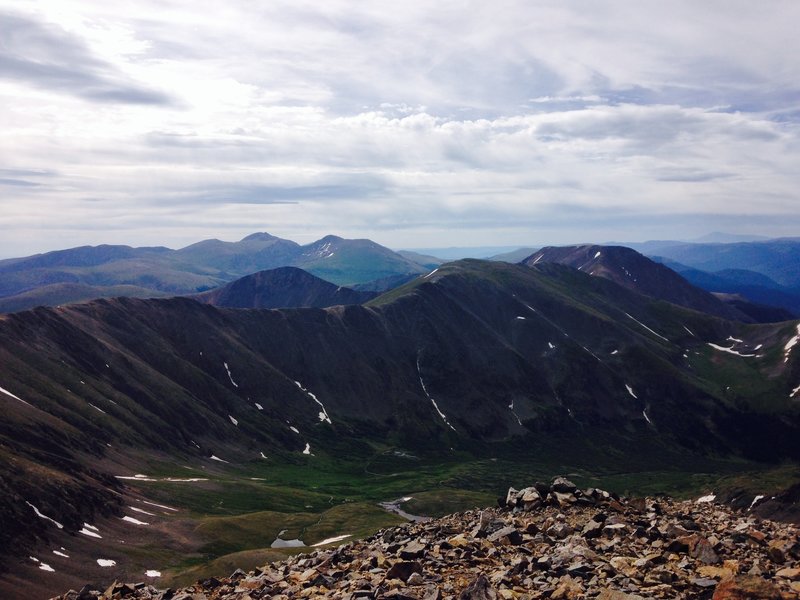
[25,501,64,529]
[294,381,332,424]
[784,324,800,363]
[223,362,239,387]
[0,385,31,406]
[708,343,757,357]
[623,312,669,342]
[416,356,456,431]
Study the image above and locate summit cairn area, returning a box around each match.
[52,478,800,600]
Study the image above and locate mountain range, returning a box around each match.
[2,236,800,597]
[0,233,427,313]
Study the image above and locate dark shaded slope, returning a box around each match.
[1,260,799,562]
[522,244,752,322]
[193,267,377,308]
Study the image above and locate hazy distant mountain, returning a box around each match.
[489,247,539,263]
[194,267,377,309]
[633,239,800,288]
[656,259,800,318]
[691,232,771,243]
[399,246,523,260]
[521,244,755,322]
[0,233,427,313]
[396,250,445,269]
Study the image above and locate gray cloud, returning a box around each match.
[0,11,174,105]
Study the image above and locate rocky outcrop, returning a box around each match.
[51,478,800,600]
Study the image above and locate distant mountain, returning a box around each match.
[396,250,444,269]
[294,235,426,286]
[654,259,800,317]
[194,267,377,309]
[399,246,522,260]
[691,232,771,243]
[633,239,800,288]
[521,244,755,322]
[2,258,800,593]
[0,282,169,314]
[0,233,426,313]
[489,247,539,263]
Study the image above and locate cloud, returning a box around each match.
[0,10,173,105]
[0,1,799,256]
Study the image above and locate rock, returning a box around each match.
[776,567,800,580]
[399,541,427,560]
[457,574,497,600]
[712,575,783,599]
[47,481,800,600]
[551,477,578,494]
[597,590,647,600]
[386,561,423,583]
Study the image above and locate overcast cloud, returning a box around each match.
[1,0,799,256]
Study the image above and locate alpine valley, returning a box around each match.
[1,234,800,599]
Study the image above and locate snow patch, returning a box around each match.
[624,312,668,342]
[749,494,765,510]
[145,570,161,578]
[727,336,744,343]
[548,342,556,349]
[531,254,543,265]
[784,324,800,363]
[516,316,526,320]
[97,559,116,567]
[683,325,696,337]
[696,494,716,504]
[642,409,652,425]
[302,443,312,455]
[1,385,31,406]
[708,343,757,357]
[79,527,102,539]
[255,402,263,410]
[25,501,64,529]
[416,356,456,432]
[209,454,229,463]
[116,475,157,481]
[625,385,637,399]
[141,500,177,512]
[260,451,269,459]
[228,415,238,426]
[312,534,352,547]
[294,381,332,424]
[121,516,149,526]
[89,403,106,414]
[593,251,601,259]
[423,268,439,279]
[223,362,239,387]
[610,349,618,355]
[52,550,69,558]
[129,506,155,516]
[289,426,300,434]
[791,384,800,399]
[39,562,55,572]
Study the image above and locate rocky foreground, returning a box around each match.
[53,478,800,600]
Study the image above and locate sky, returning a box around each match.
[1,0,799,257]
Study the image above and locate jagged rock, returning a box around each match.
[457,574,496,600]
[49,483,800,600]
[386,561,423,582]
[551,477,578,494]
[712,575,783,599]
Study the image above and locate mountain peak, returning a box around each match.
[240,232,278,242]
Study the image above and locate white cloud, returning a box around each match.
[1,0,799,256]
